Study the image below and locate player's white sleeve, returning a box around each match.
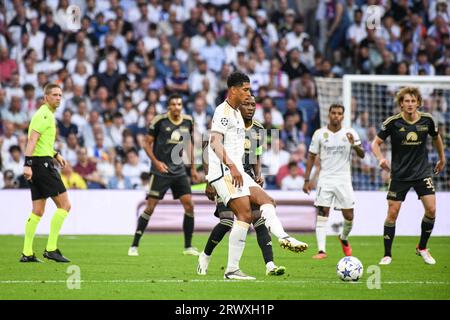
[349,128,362,146]
[309,129,320,154]
[211,108,228,135]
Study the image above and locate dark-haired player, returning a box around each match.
[205,72,307,280]
[128,94,199,256]
[372,87,445,265]
[197,96,285,277]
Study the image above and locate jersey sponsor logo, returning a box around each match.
[244,138,251,150]
[220,118,229,126]
[168,130,182,144]
[402,131,421,145]
[416,125,428,132]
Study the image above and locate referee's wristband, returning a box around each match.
[24,156,33,167]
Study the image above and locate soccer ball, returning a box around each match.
[336,256,364,281]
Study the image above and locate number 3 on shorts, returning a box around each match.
[423,177,435,192]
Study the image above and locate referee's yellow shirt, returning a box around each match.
[28,104,56,157]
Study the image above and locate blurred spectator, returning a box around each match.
[281,161,305,190]
[61,132,80,166]
[0,46,18,83]
[2,96,29,132]
[275,143,307,187]
[57,109,78,139]
[108,160,133,189]
[261,138,290,180]
[122,148,147,189]
[3,145,23,178]
[2,169,18,189]
[255,97,284,127]
[61,163,88,190]
[73,147,105,188]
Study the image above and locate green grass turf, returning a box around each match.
[0,234,449,300]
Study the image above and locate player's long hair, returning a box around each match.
[395,87,423,109]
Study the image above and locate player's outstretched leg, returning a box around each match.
[197,217,233,275]
[253,216,285,276]
[258,202,308,253]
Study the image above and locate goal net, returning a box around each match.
[315,75,450,192]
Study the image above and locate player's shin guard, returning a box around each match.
[418,215,435,250]
[23,213,41,256]
[226,221,249,273]
[340,219,353,241]
[183,212,194,248]
[316,216,328,253]
[131,211,152,247]
[260,204,289,239]
[383,221,396,257]
[254,217,273,264]
[46,208,68,252]
[204,218,233,256]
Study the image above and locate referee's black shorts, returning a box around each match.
[28,157,66,201]
[387,176,436,202]
[146,173,191,200]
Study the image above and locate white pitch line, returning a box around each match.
[0,279,449,285]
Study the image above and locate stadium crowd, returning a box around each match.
[0,0,449,191]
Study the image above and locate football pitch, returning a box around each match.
[0,234,449,300]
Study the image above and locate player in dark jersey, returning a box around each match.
[197,96,286,276]
[128,94,200,256]
[372,87,446,265]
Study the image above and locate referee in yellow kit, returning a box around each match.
[20,83,72,263]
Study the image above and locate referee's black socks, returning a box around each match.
[418,215,435,250]
[383,221,396,257]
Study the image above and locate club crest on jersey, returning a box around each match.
[323,132,329,139]
[220,118,228,126]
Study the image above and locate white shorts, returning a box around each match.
[314,181,355,210]
[211,171,260,206]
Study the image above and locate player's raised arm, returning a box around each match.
[210,131,243,187]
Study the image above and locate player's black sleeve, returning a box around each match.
[428,116,439,137]
[377,119,392,140]
[148,116,161,137]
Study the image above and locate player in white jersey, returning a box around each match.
[303,104,365,259]
[207,72,308,280]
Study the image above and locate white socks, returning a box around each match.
[340,219,353,240]
[316,216,328,253]
[260,204,289,239]
[226,221,249,273]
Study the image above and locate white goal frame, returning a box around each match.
[342,75,450,127]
